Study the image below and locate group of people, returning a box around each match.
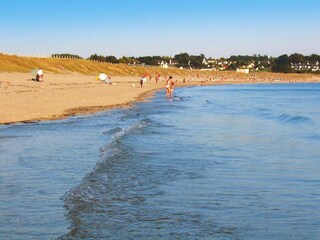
[140,73,165,88]
[165,76,174,97]
[139,74,174,97]
[32,69,174,97]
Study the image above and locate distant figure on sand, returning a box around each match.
[98,73,112,84]
[165,76,174,97]
[36,69,43,82]
[156,74,160,84]
[140,74,147,88]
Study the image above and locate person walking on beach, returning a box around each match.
[165,76,174,97]
[156,74,161,84]
[140,74,147,88]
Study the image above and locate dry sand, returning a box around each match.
[0,72,319,124]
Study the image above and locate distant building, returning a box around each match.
[236,68,250,74]
[201,57,217,68]
[202,58,208,65]
[160,61,168,68]
[169,59,178,67]
[247,63,255,69]
[159,59,178,68]
[291,61,319,72]
[207,58,216,64]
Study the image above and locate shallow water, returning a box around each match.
[1,83,320,239]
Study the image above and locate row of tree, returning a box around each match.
[88,54,168,66]
[88,53,212,69]
[52,53,320,73]
[51,53,83,59]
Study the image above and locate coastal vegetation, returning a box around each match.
[0,52,319,75]
[86,52,320,74]
[51,53,83,59]
[0,53,189,76]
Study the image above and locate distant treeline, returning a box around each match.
[51,54,83,59]
[52,53,320,73]
[88,53,211,69]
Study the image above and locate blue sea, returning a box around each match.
[0,83,320,240]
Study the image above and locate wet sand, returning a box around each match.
[0,72,319,124]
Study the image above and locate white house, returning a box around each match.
[236,68,250,74]
[160,61,169,68]
[202,58,208,65]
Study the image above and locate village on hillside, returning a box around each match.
[50,52,320,74]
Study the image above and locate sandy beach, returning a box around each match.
[0,72,197,124]
[0,72,159,124]
[0,71,319,124]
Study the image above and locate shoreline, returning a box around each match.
[16,88,160,125]
[1,72,319,125]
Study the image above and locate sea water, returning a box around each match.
[0,83,320,240]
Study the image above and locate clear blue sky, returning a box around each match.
[0,0,319,58]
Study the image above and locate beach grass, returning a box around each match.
[1,53,313,81]
[0,53,194,76]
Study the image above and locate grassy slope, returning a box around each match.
[0,53,195,76]
[0,53,314,81]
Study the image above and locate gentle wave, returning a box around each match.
[278,113,311,124]
[254,108,312,125]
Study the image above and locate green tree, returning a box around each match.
[174,53,190,66]
[138,56,162,66]
[271,54,292,73]
[190,54,206,69]
[289,53,305,63]
[306,54,320,62]
[119,56,136,64]
[105,56,119,63]
[88,54,105,62]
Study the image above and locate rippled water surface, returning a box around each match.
[1,83,320,239]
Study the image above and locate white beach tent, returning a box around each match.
[98,73,111,83]
[98,73,107,81]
